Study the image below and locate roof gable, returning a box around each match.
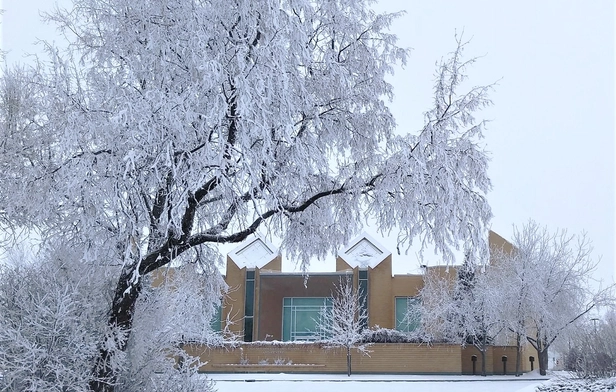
[228,235,279,269]
[338,232,391,268]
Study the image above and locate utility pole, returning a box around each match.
[591,318,599,334]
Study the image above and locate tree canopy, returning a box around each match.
[0,0,493,390]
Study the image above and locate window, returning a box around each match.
[210,304,222,332]
[358,270,369,328]
[243,270,255,341]
[395,297,420,332]
[282,297,332,341]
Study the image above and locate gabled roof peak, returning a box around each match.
[338,231,391,269]
[228,235,279,269]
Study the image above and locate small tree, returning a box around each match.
[496,221,614,376]
[318,277,368,377]
[420,263,503,376]
[490,245,532,376]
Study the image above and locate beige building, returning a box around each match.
[222,232,435,341]
[181,230,535,375]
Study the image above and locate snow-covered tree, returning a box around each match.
[0,246,110,392]
[490,244,531,376]
[562,313,616,379]
[420,263,503,376]
[0,0,493,389]
[495,221,614,376]
[116,262,225,392]
[317,277,368,377]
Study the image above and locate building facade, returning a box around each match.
[220,231,513,342]
[178,230,533,375]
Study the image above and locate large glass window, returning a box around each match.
[243,270,255,341]
[282,297,332,341]
[210,304,222,332]
[358,270,369,328]
[395,297,420,332]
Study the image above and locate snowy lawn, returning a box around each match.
[208,372,551,392]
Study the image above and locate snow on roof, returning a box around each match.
[228,235,279,269]
[338,232,392,269]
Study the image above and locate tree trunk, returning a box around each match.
[347,346,352,377]
[515,333,521,376]
[89,266,143,392]
[479,335,487,377]
[538,348,549,376]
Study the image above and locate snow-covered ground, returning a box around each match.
[208,372,551,392]
[538,377,616,392]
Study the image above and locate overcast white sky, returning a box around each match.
[2,0,615,284]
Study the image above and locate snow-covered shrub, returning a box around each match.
[273,358,292,365]
[563,313,616,379]
[0,244,223,392]
[0,246,112,392]
[360,327,434,344]
[537,377,616,392]
[116,263,225,392]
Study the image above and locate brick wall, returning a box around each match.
[184,343,462,374]
[460,345,533,375]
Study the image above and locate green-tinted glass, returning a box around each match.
[210,304,222,332]
[395,297,420,332]
[282,297,332,341]
[245,279,255,316]
[244,317,253,341]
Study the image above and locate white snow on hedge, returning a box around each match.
[537,377,616,392]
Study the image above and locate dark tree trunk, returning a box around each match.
[527,331,549,376]
[538,348,549,376]
[347,347,352,377]
[479,335,488,376]
[515,333,521,376]
[89,266,143,392]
